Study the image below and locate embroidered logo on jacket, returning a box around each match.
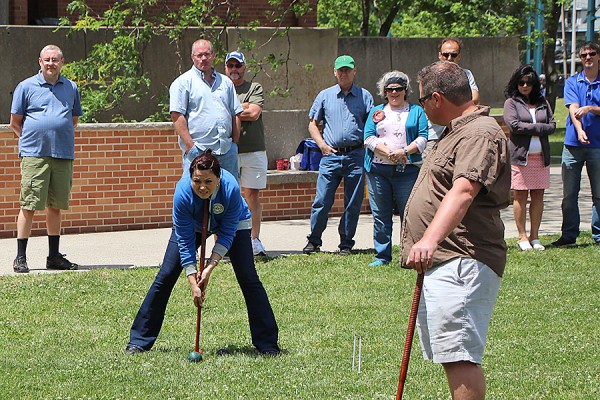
[213,203,224,214]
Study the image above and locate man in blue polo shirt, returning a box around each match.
[552,41,600,247]
[303,55,374,255]
[10,44,83,273]
[170,38,243,177]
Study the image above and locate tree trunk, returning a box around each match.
[360,0,370,36]
[378,4,401,36]
[543,1,562,112]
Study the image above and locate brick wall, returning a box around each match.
[9,0,27,23]
[261,172,370,221]
[0,123,368,239]
[0,124,181,238]
[10,0,317,26]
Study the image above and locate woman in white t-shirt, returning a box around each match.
[503,65,556,251]
[363,71,429,266]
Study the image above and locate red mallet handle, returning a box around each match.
[396,273,424,400]
[194,200,210,354]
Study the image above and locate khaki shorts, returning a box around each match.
[20,157,73,211]
[238,151,268,189]
[417,257,501,365]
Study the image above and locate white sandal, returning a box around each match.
[530,239,545,251]
[518,241,533,251]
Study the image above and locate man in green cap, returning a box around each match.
[303,55,374,255]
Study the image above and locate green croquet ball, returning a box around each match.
[188,351,203,362]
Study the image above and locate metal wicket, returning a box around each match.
[352,333,363,373]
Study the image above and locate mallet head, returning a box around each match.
[187,351,203,362]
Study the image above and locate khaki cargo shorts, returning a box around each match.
[20,156,73,211]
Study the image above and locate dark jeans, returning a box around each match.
[367,163,419,262]
[307,149,365,249]
[128,228,279,352]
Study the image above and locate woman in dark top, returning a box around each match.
[503,65,556,251]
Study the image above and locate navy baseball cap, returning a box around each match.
[226,51,246,64]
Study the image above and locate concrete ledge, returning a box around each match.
[266,170,318,185]
[1,123,175,132]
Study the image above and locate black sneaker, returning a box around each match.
[549,237,577,248]
[303,241,320,254]
[260,349,281,357]
[259,345,281,357]
[46,253,79,270]
[338,248,352,256]
[125,344,146,354]
[13,256,29,273]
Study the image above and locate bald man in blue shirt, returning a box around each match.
[170,39,243,178]
[10,44,83,273]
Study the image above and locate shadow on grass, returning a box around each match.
[24,264,140,273]
[255,248,376,262]
[151,344,287,358]
[215,344,287,358]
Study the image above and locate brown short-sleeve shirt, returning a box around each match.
[400,107,510,277]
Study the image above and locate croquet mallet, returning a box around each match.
[193,200,210,356]
[396,273,424,400]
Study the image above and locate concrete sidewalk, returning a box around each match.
[0,166,593,276]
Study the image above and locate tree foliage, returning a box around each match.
[318,0,547,38]
[318,0,572,101]
[60,0,312,122]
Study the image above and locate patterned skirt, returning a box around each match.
[511,153,550,190]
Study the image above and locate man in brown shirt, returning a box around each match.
[401,61,510,400]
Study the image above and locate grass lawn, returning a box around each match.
[1,234,598,399]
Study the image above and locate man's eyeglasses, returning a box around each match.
[41,58,62,64]
[192,52,213,59]
[518,80,532,87]
[580,51,597,59]
[441,52,459,59]
[418,93,434,107]
[384,86,405,93]
[226,63,244,69]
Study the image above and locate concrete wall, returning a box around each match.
[0,26,337,123]
[339,37,520,108]
[262,110,309,166]
[227,28,339,112]
[1,27,522,124]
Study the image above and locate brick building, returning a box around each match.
[5,0,317,27]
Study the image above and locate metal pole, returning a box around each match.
[562,4,568,78]
[534,0,544,73]
[586,0,596,41]
[526,0,532,64]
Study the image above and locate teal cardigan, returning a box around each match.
[363,103,429,172]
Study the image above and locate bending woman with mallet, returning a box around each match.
[126,150,280,356]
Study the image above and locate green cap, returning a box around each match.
[334,55,355,69]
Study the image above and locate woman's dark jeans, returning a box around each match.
[128,228,279,353]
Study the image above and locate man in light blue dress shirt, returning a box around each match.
[303,55,374,255]
[170,39,243,178]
